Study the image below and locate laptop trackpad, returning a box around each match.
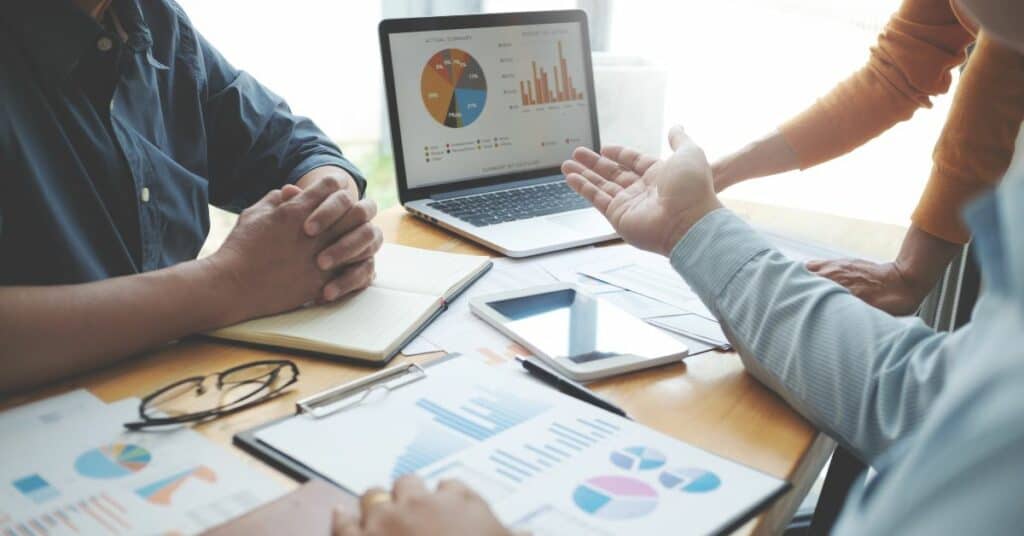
[546,210,613,235]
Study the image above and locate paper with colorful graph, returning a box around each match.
[0,390,284,536]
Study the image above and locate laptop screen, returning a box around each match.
[387,19,596,190]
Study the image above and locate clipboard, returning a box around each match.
[233,354,459,490]
[233,353,789,535]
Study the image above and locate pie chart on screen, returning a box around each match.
[421,48,487,128]
[74,443,152,479]
[572,475,658,520]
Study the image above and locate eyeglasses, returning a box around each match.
[124,360,298,430]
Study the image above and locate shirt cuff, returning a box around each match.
[287,154,368,199]
[668,208,774,305]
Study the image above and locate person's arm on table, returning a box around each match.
[0,181,377,394]
[562,126,963,463]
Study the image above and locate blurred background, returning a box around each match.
[179,0,956,246]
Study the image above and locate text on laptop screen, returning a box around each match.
[388,21,595,189]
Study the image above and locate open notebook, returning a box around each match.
[208,244,491,363]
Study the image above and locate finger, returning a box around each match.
[304,190,356,236]
[332,507,361,536]
[562,161,623,196]
[322,258,376,302]
[570,147,621,181]
[318,222,383,271]
[323,199,379,245]
[566,173,613,213]
[436,479,474,497]
[392,475,429,503]
[805,260,827,271]
[250,188,283,211]
[601,146,658,176]
[360,487,392,518]
[287,174,345,211]
[281,184,303,202]
[668,125,689,151]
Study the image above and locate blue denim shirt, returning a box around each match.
[0,0,364,285]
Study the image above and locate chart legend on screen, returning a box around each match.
[421,48,487,128]
[520,41,584,106]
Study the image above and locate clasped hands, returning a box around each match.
[209,167,383,324]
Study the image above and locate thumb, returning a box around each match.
[668,125,690,151]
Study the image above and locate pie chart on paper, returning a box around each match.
[659,467,722,493]
[610,446,667,471]
[74,443,152,479]
[421,48,487,128]
[572,475,658,520]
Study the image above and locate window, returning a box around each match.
[184,0,958,241]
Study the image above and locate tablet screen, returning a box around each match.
[487,289,685,363]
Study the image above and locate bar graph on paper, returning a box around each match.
[519,40,585,106]
[2,493,133,536]
[415,388,550,442]
[486,417,620,484]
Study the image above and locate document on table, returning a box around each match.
[0,390,285,536]
[255,358,785,536]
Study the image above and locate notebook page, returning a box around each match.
[211,287,438,359]
[373,244,490,297]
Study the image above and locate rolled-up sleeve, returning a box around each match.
[668,209,961,463]
[194,31,365,212]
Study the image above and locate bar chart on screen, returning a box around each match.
[518,40,585,106]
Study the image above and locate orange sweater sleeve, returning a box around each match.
[911,34,1024,244]
[778,0,974,169]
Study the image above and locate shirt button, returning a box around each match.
[97,36,114,52]
[141,187,151,203]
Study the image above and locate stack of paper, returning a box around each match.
[0,390,284,536]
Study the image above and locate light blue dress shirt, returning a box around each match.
[668,140,1024,533]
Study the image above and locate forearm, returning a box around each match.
[0,257,237,394]
[711,130,800,191]
[670,209,956,462]
[893,224,961,295]
[296,165,360,199]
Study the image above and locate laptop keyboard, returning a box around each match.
[427,181,592,227]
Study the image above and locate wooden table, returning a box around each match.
[2,204,850,535]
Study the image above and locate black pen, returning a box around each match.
[516,357,632,420]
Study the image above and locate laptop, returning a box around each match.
[379,10,617,257]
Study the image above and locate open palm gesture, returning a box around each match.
[561,126,723,256]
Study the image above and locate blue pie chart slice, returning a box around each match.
[659,467,721,493]
[74,443,152,479]
[572,475,658,520]
[610,446,666,471]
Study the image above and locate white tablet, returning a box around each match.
[470,283,689,381]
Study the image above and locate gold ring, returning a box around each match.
[363,490,392,508]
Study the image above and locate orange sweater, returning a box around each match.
[779,0,1024,244]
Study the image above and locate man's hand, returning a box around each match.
[207,177,378,324]
[805,258,929,316]
[295,167,383,301]
[562,125,723,256]
[332,476,513,536]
